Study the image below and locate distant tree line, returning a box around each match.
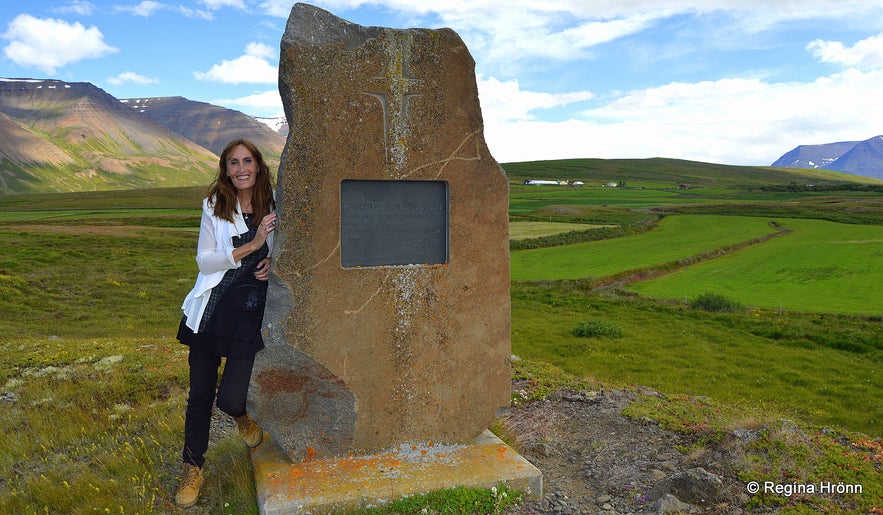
[510,216,659,251]
[760,182,883,192]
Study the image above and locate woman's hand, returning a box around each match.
[231,213,277,267]
[254,213,277,246]
[254,257,272,281]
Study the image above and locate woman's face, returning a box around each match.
[225,144,258,192]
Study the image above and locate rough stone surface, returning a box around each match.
[499,385,756,514]
[249,3,510,461]
[649,467,723,504]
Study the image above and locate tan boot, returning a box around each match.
[174,463,204,508]
[234,413,263,448]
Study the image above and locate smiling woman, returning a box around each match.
[173,138,278,508]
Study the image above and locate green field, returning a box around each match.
[629,218,883,314]
[1,159,882,513]
[511,215,779,279]
[511,215,883,315]
[509,221,605,240]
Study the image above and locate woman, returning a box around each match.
[174,139,277,508]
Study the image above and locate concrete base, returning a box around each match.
[251,430,543,514]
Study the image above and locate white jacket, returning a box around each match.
[180,196,274,332]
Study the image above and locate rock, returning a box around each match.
[650,467,723,504]
[253,2,511,460]
[650,468,667,480]
[732,428,760,442]
[533,442,554,457]
[654,493,691,514]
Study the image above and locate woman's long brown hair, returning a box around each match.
[206,139,275,225]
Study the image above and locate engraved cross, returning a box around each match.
[365,39,424,173]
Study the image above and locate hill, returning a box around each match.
[0,78,286,194]
[502,156,883,188]
[770,140,858,170]
[0,79,219,193]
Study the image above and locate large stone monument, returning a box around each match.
[247,3,540,512]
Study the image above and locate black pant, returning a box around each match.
[182,345,255,468]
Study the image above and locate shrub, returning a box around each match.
[572,319,623,338]
[690,292,743,312]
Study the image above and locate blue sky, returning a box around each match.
[2,1,883,166]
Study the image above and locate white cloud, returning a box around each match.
[258,0,295,18]
[107,71,159,85]
[200,0,248,10]
[214,89,284,117]
[179,6,214,19]
[460,10,664,66]
[194,42,277,84]
[54,0,96,16]
[478,76,594,122]
[484,67,883,165]
[115,1,167,17]
[1,15,118,74]
[244,41,275,60]
[807,33,883,70]
[114,0,217,18]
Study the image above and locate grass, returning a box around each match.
[1,163,881,513]
[621,390,883,514]
[512,214,883,316]
[508,221,602,240]
[512,359,882,514]
[502,157,883,188]
[0,337,265,514]
[511,284,882,435]
[0,225,196,337]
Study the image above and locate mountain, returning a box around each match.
[770,140,858,170]
[0,78,219,193]
[122,96,285,157]
[771,136,883,180]
[826,136,883,179]
[0,78,288,194]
